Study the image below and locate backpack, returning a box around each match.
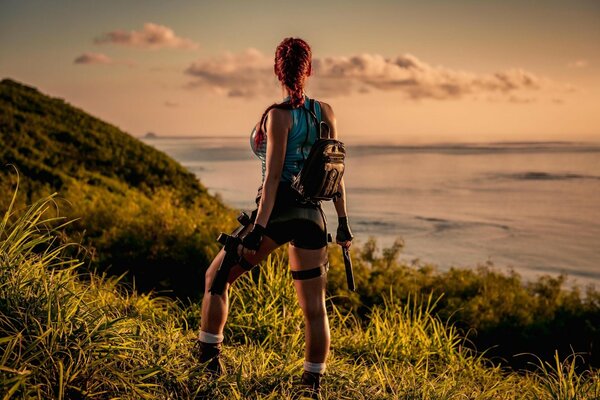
[258,98,346,202]
[290,99,346,202]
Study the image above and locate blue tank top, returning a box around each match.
[250,95,322,183]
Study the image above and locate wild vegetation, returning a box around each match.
[0,78,207,203]
[325,239,600,371]
[1,189,598,399]
[0,78,237,297]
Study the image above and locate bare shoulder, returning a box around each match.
[257,106,291,132]
[265,107,291,139]
[267,107,291,124]
[316,100,338,138]
[318,101,336,122]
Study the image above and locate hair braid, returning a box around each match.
[254,37,312,148]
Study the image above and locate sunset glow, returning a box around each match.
[1,0,598,143]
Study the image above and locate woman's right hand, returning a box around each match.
[336,216,353,248]
[240,224,265,256]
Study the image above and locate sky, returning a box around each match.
[1,0,599,144]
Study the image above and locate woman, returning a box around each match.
[196,37,353,395]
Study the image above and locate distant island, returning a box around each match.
[144,132,158,138]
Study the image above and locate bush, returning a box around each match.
[63,180,236,299]
[326,237,600,371]
[1,190,599,399]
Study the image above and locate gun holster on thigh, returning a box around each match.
[209,212,257,295]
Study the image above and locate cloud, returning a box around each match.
[312,54,543,99]
[73,52,135,67]
[74,52,113,65]
[164,101,179,107]
[184,49,559,102]
[184,48,273,97]
[567,59,589,68]
[94,23,198,50]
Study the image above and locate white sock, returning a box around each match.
[304,361,326,374]
[198,330,224,344]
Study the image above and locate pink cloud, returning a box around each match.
[184,48,272,96]
[74,52,113,65]
[312,54,542,99]
[184,49,557,102]
[73,52,135,67]
[94,22,199,50]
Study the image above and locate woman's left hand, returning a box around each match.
[336,216,354,248]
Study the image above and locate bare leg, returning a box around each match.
[200,233,281,335]
[288,244,330,364]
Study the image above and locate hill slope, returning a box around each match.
[0,78,236,298]
[0,78,206,203]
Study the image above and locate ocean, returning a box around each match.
[141,136,600,289]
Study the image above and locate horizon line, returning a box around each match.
[138,135,600,146]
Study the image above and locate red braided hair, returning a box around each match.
[254,37,312,149]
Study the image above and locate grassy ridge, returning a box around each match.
[1,190,598,399]
[0,78,206,203]
[0,78,237,297]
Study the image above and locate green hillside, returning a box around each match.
[0,78,236,298]
[0,78,207,202]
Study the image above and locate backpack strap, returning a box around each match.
[308,99,319,124]
[298,97,322,163]
[311,99,331,140]
[299,99,312,163]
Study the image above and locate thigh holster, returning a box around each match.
[209,212,258,295]
[238,256,255,271]
[291,261,329,280]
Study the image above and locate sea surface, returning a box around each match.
[141,136,600,289]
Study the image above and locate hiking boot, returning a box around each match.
[192,340,223,376]
[296,371,321,399]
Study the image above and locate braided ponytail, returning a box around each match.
[254,38,312,149]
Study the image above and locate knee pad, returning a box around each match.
[291,261,329,280]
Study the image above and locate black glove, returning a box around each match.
[242,224,266,251]
[336,216,354,243]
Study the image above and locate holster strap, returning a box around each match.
[239,256,255,271]
[291,261,329,280]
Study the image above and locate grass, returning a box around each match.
[1,187,599,399]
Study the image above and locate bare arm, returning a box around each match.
[333,177,348,218]
[254,108,289,228]
[240,108,289,256]
[319,102,348,218]
[320,101,353,247]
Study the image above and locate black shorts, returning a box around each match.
[251,182,328,250]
